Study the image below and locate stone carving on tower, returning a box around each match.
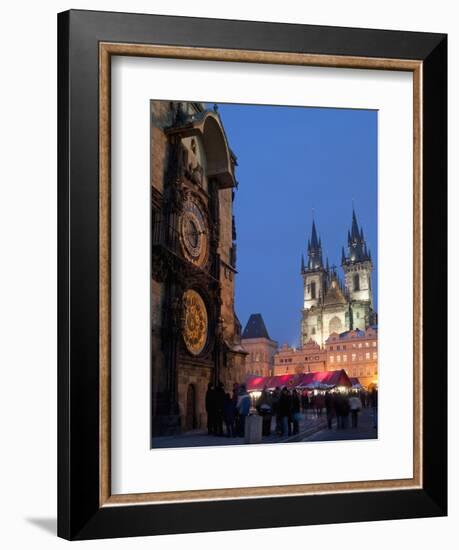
[150,101,246,437]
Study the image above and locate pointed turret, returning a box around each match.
[342,205,374,313]
[344,207,370,264]
[307,219,323,270]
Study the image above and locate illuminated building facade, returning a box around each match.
[301,210,377,347]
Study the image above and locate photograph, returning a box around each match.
[150,100,379,449]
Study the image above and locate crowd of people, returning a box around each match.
[205,381,378,439]
[205,382,251,438]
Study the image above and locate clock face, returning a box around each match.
[179,195,209,267]
[182,289,208,356]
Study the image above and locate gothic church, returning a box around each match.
[301,210,377,347]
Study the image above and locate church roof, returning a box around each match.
[242,314,271,340]
[323,281,347,306]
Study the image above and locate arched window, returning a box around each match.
[353,274,360,291]
[310,281,316,299]
[329,316,342,334]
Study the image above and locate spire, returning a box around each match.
[310,220,319,249]
[350,208,360,242]
[344,205,371,264]
[307,219,323,270]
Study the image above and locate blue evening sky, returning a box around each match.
[216,103,378,348]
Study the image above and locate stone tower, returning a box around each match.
[302,220,328,310]
[301,220,329,345]
[341,208,375,330]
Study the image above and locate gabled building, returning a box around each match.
[241,314,278,377]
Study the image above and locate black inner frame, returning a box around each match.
[57,9,447,540]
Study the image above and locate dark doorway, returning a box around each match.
[185,384,197,431]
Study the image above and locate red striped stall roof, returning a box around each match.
[246,369,352,391]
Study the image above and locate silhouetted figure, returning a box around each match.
[205,383,216,435]
[223,392,236,437]
[325,391,335,429]
[236,384,251,436]
[349,393,362,428]
[291,389,301,434]
[256,388,273,436]
[278,387,292,436]
[214,382,225,436]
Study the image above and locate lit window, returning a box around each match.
[337,355,341,362]
[365,342,370,347]
[373,352,377,360]
[372,341,377,347]
[352,353,356,361]
[330,356,334,363]
[358,343,362,348]
[343,355,347,362]
[365,352,370,360]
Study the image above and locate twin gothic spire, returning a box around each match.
[301,207,372,274]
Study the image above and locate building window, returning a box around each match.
[373,352,377,360]
[337,355,341,362]
[311,281,316,299]
[352,353,356,361]
[312,327,316,335]
[343,345,346,350]
[365,342,370,347]
[337,345,340,351]
[330,356,334,363]
[354,274,360,291]
[372,341,377,347]
[330,346,333,351]
[358,343,362,348]
[365,352,370,360]
[343,355,347,362]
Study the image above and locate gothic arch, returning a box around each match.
[329,316,342,335]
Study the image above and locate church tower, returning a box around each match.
[301,220,328,345]
[342,208,375,330]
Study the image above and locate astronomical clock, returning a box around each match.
[150,100,246,437]
[179,193,209,269]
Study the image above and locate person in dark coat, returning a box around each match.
[271,387,281,435]
[223,392,236,437]
[335,392,349,429]
[256,388,273,436]
[291,389,301,434]
[301,391,310,413]
[278,387,292,436]
[325,391,335,429]
[214,382,225,436]
[205,383,216,435]
[370,387,378,429]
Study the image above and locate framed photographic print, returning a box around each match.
[57,9,447,540]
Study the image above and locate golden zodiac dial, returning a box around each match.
[182,289,208,356]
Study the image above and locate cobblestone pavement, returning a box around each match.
[152,411,327,449]
[301,407,378,442]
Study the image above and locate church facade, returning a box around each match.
[301,210,377,347]
[150,101,246,438]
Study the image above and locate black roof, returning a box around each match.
[242,314,271,340]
